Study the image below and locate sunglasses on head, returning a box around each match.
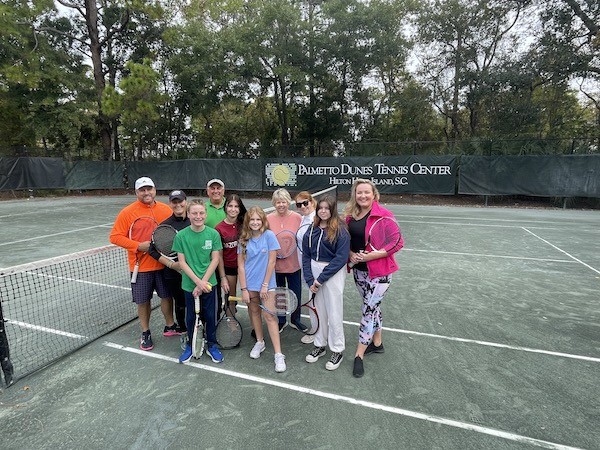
[295,200,309,208]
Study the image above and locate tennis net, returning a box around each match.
[0,245,145,384]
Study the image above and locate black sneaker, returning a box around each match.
[278,322,288,333]
[353,356,364,378]
[140,331,153,351]
[364,342,384,355]
[325,352,343,371]
[289,320,308,333]
[305,346,326,363]
[163,323,179,337]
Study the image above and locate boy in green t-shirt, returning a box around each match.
[172,199,223,364]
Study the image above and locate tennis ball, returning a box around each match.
[272,165,289,186]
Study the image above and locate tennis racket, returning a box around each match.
[259,287,298,317]
[215,294,243,349]
[300,293,319,336]
[192,295,205,358]
[349,217,402,268]
[296,223,311,257]
[152,224,178,258]
[275,229,298,259]
[129,216,158,283]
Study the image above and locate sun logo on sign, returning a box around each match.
[265,163,297,187]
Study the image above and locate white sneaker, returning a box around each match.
[250,340,266,359]
[274,353,286,372]
[300,333,315,344]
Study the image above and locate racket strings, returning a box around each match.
[216,318,242,348]
[130,217,157,241]
[368,218,402,252]
[152,226,176,255]
[276,230,297,258]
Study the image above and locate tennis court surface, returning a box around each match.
[0,195,599,449]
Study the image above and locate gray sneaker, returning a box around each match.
[305,346,326,363]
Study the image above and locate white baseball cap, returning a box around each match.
[206,178,224,188]
[135,177,155,190]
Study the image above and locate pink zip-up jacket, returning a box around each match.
[345,201,404,278]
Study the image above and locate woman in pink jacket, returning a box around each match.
[344,179,404,378]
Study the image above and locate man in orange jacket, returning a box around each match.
[110,177,177,350]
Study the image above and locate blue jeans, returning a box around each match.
[276,270,302,325]
[184,290,218,346]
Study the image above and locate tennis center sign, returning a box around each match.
[264,156,457,194]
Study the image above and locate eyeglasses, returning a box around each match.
[295,200,309,208]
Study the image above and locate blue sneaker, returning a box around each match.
[179,344,192,364]
[207,344,224,363]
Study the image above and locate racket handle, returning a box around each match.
[348,262,355,268]
[131,264,140,283]
[194,295,200,313]
[228,296,242,302]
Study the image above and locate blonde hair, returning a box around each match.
[271,188,292,206]
[238,206,270,258]
[187,198,206,212]
[343,179,380,219]
[295,191,316,210]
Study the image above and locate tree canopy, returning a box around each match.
[1,0,598,159]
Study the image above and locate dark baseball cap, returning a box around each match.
[169,190,187,202]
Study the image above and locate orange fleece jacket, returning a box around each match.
[109,200,172,272]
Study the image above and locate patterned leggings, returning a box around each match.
[353,269,391,346]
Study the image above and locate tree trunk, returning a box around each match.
[84,0,112,160]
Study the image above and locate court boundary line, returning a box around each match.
[521,227,600,275]
[0,223,114,247]
[366,323,600,364]
[397,213,599,228]
[103,341,582,450]
[399,219,561,230]
[6,320,87,339]
[403,248,575,264]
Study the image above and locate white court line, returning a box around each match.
[398,213,594,226]
[400,220,561,230]
[0,210,43,219]
[361,323,600,364]
[103,342,582,450]
[223,303,600,364]
[25,272,131,291]
[403,248,575,264]
[522,228,600,275]
[0,223,114,247]
[6,320,87,339]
